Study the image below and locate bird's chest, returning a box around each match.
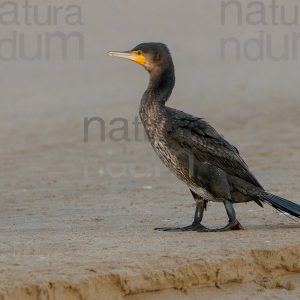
[152,138,178,167]
[140,109,177,166]
[140,105,161,139]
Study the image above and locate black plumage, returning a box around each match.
[108,42,300,232]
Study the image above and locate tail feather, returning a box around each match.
[259,193,300,218]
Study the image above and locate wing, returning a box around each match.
[166,108,263,188]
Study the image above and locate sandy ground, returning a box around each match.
[1,0,300,299]
[1,93,300,299]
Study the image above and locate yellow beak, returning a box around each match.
[107,51,145,65]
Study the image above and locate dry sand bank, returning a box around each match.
[1,246,300,299]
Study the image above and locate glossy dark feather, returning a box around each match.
[166,107,263,189]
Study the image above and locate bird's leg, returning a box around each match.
[192,201,204,225]
[155,198,243,232]
[213,200,243,231]
[155,198,211,232]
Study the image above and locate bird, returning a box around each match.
[108,42,300,232]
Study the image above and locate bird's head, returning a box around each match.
[108,42,173,75]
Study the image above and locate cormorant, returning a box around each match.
[108,43,300,232]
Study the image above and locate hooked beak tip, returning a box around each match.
[107,51,115,57]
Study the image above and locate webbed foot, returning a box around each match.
[155,220,243,232]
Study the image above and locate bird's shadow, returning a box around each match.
[245,223,300,231]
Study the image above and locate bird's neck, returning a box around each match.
[140,66,175,112]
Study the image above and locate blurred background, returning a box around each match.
[1,0,300,147]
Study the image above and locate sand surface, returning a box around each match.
[1,0,300,299]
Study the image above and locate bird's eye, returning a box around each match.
[136,50,142,55]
